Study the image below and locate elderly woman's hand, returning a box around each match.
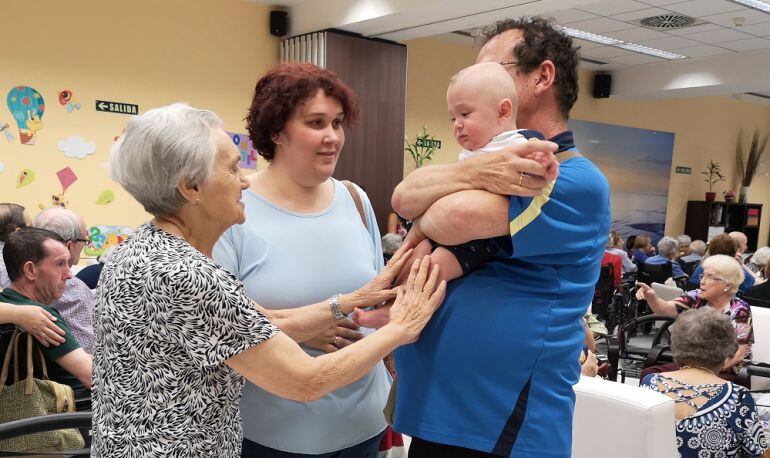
[305,319,364,353]
[343,242,414,312]
[388,255,446,343]
[635,282,656,302]
[14,305,66,347]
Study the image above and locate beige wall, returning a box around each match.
[0,0,278,240]
[404,37,770,247]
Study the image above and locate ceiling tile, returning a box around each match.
[577,0,651,16]
[663,0,746,17]
[718,37,770,51]
[685,27,756,43]
[565,17,638,34]
[637,35,702,49]
[666,23,724,35]
[572,38,605,49]
[734,22,770,37]
[611,7,671,22]
[607,26,672,41]
[700,9,770,28]
[673,44,733,57]
[609,53,666,65]
[544,9,599,25]
[581,45,636,58]
[636,0,690,5]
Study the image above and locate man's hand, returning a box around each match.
[14,306,66,347]
[472,139,559,196]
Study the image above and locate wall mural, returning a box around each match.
[570,119,675,243]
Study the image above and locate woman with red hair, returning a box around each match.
[214,63,398,457]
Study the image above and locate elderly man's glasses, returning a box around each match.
[499,60,519,67]
[75,238,93,247]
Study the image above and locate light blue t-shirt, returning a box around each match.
[213,178,389,454]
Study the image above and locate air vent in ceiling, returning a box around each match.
[631,14,706,30]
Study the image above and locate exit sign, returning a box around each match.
[415,138,441,149]
[675,166,692,174]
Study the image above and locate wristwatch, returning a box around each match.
[330,294,346,320]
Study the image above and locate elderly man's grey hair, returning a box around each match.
[690,240,707,256]
[677,234,691,246]
[701,254,745,295]
[751,247,770,269]
[671,308,738,372]
[381,233,404,256]
[34,207,83,242]
[657,236,679,258]
[110,103,223,217]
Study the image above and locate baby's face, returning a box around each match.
[447,85,505,151]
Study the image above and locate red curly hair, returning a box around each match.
[246,62,358,161]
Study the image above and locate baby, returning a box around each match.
[355,62,548,328]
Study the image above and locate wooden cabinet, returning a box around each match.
[684,201,763,251]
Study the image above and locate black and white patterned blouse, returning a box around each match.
[91,222,278,457]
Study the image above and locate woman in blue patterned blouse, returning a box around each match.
[641,308,767,457]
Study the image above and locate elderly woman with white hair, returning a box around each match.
[643,235,686,277]
[637,254,754,382]
[93,103,446,457]
[641,308,767,458]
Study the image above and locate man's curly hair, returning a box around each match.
[480,17,580,119]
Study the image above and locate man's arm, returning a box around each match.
[392,140,558,220]
[55,348,92,390]
[417,190,510,246]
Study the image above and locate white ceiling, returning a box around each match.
[257,0,770,102]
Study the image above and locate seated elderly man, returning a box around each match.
[643,236,685,278]
[32,207,94,353]
[744,248,770,303]
[1,227,92,394]
[729,231,749,257]
[680,239,705,263]
[637,254,753,384]
[676,234,691,259]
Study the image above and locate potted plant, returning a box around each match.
[736,129,768,203]
[405,125,438,168]
[723,190,736,203]
[701,160,725,201]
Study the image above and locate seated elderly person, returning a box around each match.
[640,308,767,458]
[1,228,93,395]
[606,230,636,273]
[631,234,655,269]
[637,254,754,383]
[679,239,705,263]
[92,103,446,456]
[644,235,685,278]
[676,234,691,259]
[688,233,755,293]
[745,247,770,302]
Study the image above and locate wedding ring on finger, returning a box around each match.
[334,336,339,347]
[518,172,525,186]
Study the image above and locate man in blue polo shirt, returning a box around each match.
[391,17,610,458]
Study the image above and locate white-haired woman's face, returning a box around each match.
[197,129,250,226]
[699,267,733,302]
[272,89,345,186]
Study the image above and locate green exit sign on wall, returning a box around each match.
[675,166,692,174]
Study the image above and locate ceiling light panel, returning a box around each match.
[728,0,770,14]
[560,26,687,60]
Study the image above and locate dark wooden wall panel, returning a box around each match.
[325,31,406,235]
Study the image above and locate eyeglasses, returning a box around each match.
[700,273,726,283]
[498,60,519,67]
[75,238,93,247]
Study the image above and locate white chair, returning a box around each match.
[750,306,770,390]
[572,376,677,458]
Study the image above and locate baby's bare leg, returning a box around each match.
[430,247,464,283]
[395,238,433,285]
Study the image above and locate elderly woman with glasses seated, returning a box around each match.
[640,308,767,458]
[92,103,446,457]
[636,254,754,383]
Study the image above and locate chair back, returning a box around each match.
[678,259,699,277]
[639,262,672,285]
[651,283,684,301]
[750,305,770,390]
[572,376,677,458]
[592,264,615,317]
